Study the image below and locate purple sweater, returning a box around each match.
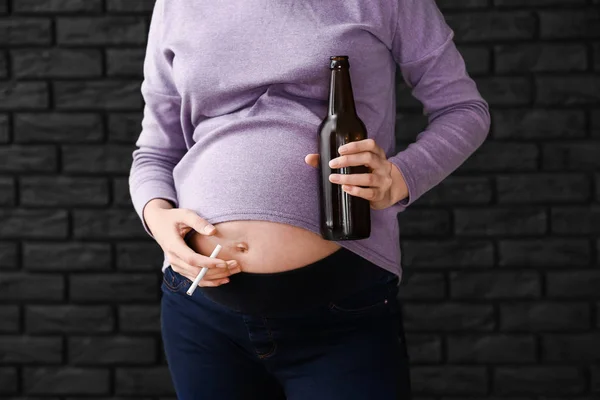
[129,0,490,276]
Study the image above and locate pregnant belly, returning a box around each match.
[185,220,341,273]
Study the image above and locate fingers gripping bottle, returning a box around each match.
[318,56,371,241]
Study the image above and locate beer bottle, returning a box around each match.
[318,55,371,241]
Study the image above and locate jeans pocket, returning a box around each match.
[162,265,187,293]
[328,279,397,316]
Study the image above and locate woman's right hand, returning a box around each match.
[143,199,241,287]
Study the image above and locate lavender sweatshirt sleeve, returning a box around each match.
[387,0,491,207]
[128,0,186,236]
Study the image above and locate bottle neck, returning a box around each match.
[327,67,357,116]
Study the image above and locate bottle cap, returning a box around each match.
[330,55,349,69]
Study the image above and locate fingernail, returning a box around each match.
[216,263,227,268]
[221,278,230,284]
[227,260,238,268]
[329,174,339,183]
[203,225,216,234]
[329,159,339,168]
[231,267,242,274]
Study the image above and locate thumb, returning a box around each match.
[304,153,320,169]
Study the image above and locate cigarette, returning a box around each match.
[186,244,222,296]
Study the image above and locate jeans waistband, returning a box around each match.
[199,246,397,315]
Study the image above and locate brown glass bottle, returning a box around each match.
[318,55,371,241]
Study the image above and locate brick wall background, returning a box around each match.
[0,0,598,398]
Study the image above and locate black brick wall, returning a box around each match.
[0,0,598,398]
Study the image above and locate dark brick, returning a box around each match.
[0,273,64,301]
[0,367,17,393]
[500,303,590,332]
[411,367,487,395]
[593,365,600,393]
[418,177,492,205]
[0,18,51,45]
[454,207,546,236]
[63,145,134,173]
[597,174,600,203]
[397,209,451,236]
[14,113,103,143]
[0,176,14,206]
[594,109,600,137]
[69,274,158,302]
[552,207,600,235]
[396,81,422,109]
[494,367,585,395]
[540,9,600,39]
[116,242,164,270]
[0,242,17,269]
[119,305,160,333]
[108,113,142,143]
[497,174,590,204]
[536,76,600,105]
[395,112,427,142]
[495,44,587,73]
[0,82,48,109]
[460,142,538,172]
[54,81,142,110]
[23,242,111,271]
[0,336,62,364]
[0,209,68,239]
[20,176,109,206]
[492,109,585,140]
[402,240,494,268]
[107,48,145,76]
[107,0,156,12]
[113,177,132,206]
[457,46,490,75]
[543,334,600,361]
[499,239,591,267]
[0,306,19,333]
[398,272,445,299]
[543,142,600,171]
[14,0,103,12]
[0,114,8,142]
[496,0,585,4]
[73,209,147,238]
[547,271,600,298]
[65,398,155,400]
[26,306,114,334]
[446,12,535,42]
[405,334,442,364]
[475,77,533,106]
[0,50,6,78]
[65,398,154,400]
[57,17,146,45]
[404,303,494,332]
[0,145,57,172]
[69,336,155,365]
[12,49,102,79]
[115,367,175,395]
[23,367,110,395]
[448,334,536,364]
[450,271,540,299]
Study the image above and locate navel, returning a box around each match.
[235,242,249,253]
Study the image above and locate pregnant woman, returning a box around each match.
[129,0,490,398]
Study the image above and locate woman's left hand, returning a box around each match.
[305,138,409,210]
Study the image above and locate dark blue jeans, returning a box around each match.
[161,265,411,399]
